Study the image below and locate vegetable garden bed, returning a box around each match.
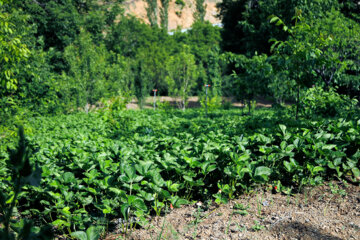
[0,108,359,239]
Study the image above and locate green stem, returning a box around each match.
[4,176,21,240]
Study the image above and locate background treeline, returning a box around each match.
[1,0,359,124]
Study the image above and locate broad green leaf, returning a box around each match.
[109,187,125,196]
[71,231,87,240]
[352,168,360,178]
[283,161,292,172]
[121,204,130,220]
[237,154,250,162]
[313,166,325,173]
[322,144,336,150]
[183,175,193,182]
[133,198,147,212]
[254,166,271,181]
[86,226,101,240]
[124,165,136,180]
[151,171,165,186]
[255,166,271,176]
[52,219,70,228]
[63,172,75,184]
[279,125,287,135]
[269,16,279,23]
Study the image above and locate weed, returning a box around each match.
[251,221,265,231]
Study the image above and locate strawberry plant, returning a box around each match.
[0,108,359,237]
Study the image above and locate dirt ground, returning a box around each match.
[126,96,274,109]
[106,181,360,240]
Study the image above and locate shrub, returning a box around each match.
[301,87,358,118]
[200,95,222,112]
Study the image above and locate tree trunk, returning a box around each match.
[85,102,90,114]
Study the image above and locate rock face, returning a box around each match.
[123,0,222,30]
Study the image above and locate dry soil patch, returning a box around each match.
[106,182,360,240]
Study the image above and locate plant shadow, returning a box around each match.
[271,221,344,240]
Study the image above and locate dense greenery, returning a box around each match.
[0,0,359,238]
[218,0,360,101]
[0,0,359,123]
[1,108,359,238]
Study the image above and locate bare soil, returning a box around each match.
[126,96,274,110]
[106,182,360,240]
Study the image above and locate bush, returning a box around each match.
[200,95,222,112]
[301,87,358,118]
[157,100,173,111]
[222,100,232,110]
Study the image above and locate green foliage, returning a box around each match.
[157,100,172,111]
[268,71,296,104]
[1,0,226,118]
[217,0,340,55]
[160,0,170,30]
[145,0,158,27]
[300,87,358,118]
[71,226,101,240]
[104,54,134,99]
[270,9,360,118]
[200,95,222,112]
[100,93,132,113]
[217,0,293,54]
[194,0,206,22]
[0,126,52,240]
[273,9,359,88]
[133,58,153,108]
[0,0,30,94]
[175,0,185,8]
[106,16,154,57]
[339,0,360,23]
[63,30,108,109]
[166,45,198,110]
[187,21,222,64]
[1,109,359,238]
[228,53,272,112]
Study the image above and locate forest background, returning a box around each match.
[1,0,360,125]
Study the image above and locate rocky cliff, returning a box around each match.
[122,0,222,30]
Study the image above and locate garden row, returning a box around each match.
[0,109,359,238]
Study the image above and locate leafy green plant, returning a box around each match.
[251,220,264,231]
[233,203,249,216]
[200,95,222,113]
[71,226,101,240]
[175,0,185,8]
[0,126,52,240]
[300,87,358,118]
[157,100,172,111]
[0,108,359,238]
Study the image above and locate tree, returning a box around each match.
[229,53,272,113]
[160,0,170,30]
[187,21,222,63]
[217,0,340,55]
[186,21,222,91]
[133,57,152,108]
[146,0,158,27]
[106,16,159,57]
[166,45,198,110]
[0,0,30,96]
[105,53,134,99]
[194,0,206,22]
[270,9,360,118]
[339,0,360,23]
[63,30,108,110]
[206,48,223,97]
